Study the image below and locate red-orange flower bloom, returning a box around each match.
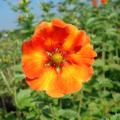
[92,0,98,7]
[22,19,97,98]
[101,0,108,5]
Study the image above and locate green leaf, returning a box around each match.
[57,109,77,119]
[16,89,33,109]
[112,93,120,102]
[97,77,113,89]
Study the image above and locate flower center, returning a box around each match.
[52,53,63,65]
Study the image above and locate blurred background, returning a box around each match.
[0,0,120,120]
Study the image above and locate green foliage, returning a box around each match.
[0,0,120,119]
[15,89,33,109]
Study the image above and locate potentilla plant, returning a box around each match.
[21,19,97,98]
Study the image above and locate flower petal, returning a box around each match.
[26,68,64,98]
[32,20,68,51]
[67,44,97,66]
[75,31,90,46]
[32,22,54,51]
[52,18,67,28]
[72,31,91,52]
[58,64,83,94]
[68,54,95,66]
[78,44,97,58]
[32,21,52,41]
[62,24,78,51]
[22,40,47,79]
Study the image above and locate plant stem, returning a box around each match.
[77,91,83,120]
[0,70,13,94]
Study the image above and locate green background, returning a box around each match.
[0,0,120,119]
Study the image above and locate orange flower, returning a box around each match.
[22,19,97,98]
[92,0,98,7]
[101,0,108,5]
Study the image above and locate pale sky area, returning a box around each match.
[0,0,44,31]
[0,0,89,31]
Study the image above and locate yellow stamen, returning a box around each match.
[52,53,63,64]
